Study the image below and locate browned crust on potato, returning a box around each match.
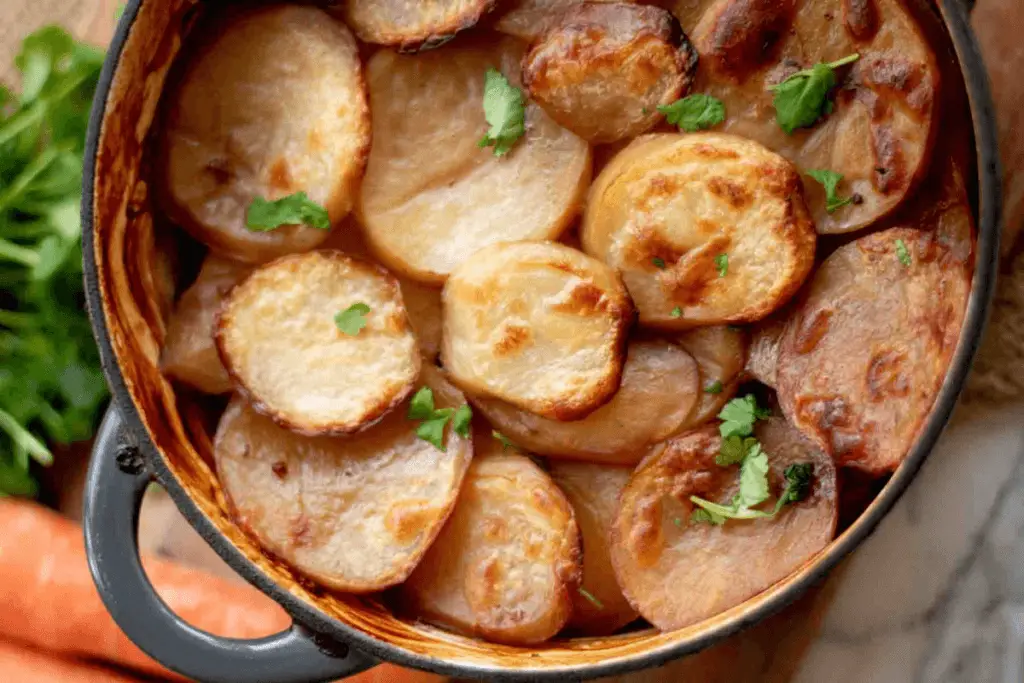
[215,250,420,437]
[698,0,797,80]
[341,0,499,51]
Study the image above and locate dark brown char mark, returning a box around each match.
[843,0,879,42]
[700,0,797,80]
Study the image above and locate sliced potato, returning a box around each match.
[358,39,592,283]
[679,0,939,233]
[340,0,496,50]
[610,421,837,630]
[161,256,250,395]
[744,317,787,388]
[582,133,816,328]
[776,226,971,474]
[549,461,638,635]
[216,250,421,436]
[675,325,747,429]
[495,0,637,42]
[523,3,698,143]
[443,241,634,421]
[402,435,582,644]
[159,6,370,265]
[214,366,472,593]
[471,340,698,464]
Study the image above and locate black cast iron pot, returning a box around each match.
[81,0,1002,681]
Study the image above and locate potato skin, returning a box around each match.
[610,421,837,631]
[523,3,698,143]
[402,436,582,645]
[158,6,370,264]
[674,325,747,430]
[442,241,634,421]
[341,0,498,51]
[776,226,971,474]
[496,0,638,42]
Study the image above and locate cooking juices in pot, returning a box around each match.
[153,0,972,646]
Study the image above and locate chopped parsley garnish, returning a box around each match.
[245,192,330,232]
[478,68,525,157]
[716,436,759,466]
[670,307,683,319]
[717,394,771,439]
[493,430,516,449]
[715,253,729,277]
[770,54,860,134]
[895,238,912,267]
[807,169,854,213]
[659,94,726,133]
[652,256,667,269]
[578,587,604,609]
[452,404,473,438]
[704,380,724,395]
[408,387,469,451]
[334,303,370,336]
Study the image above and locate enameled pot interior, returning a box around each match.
[85,0,997,677]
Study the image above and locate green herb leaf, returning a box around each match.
[334,303,370,336]
[770,54,859,134]
[716,435,757,466]
[736,446,770,509]
[652,256,666,269]
[715,253,728,277]
[493,430,516,449]
[772,462,815,514]
[409,387,461,450]
[578,587,604,609]
[452,404,472,438]
[670,306,682,319]
[690,506,727,525]
[478,68,525,157]
[408,386,437,420]
[245,192,330,232]
[895,238,912,267]
[659,94,726,133]
[416,414,452,451]
[717,394,770,438]
[704,380,724,395]
[806,169,854,213]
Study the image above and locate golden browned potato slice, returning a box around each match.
[158,6,370,264]
[522,3,698,144]
[610,421,837,630]
[215,366,472,593]
[443,241,634,421]
[402,435,581,644]
[776,226,971,474]
[549,461,638,635]
[582,133,816,328]
[495,0,636,42]
[358,39,592,284]
[161,256,250,395]
[340,0,496,50]
[675,325,747,429]
[471,340,698,464]
[744,317,787,388]
[680,0,939,234]
[216,250,421,436]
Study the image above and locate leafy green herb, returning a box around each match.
[717,394,770,439]
[478,68,525,157]
[704,380,724,395]
[416,412,454,451]
[334,303,370,336]
[652,256,666,269]
[673,517,684,527]
[807,169,854,213]
[245,192,330,232]
[772,463,814,514]
[408,387,437,421]
[691,507,725,525]
[716,435,758,466]
[452,404,472,438]
[578,587,604,609]
[715,253,728,277]
[493,430,515,449]
[770,54,860,134]
[670,307,682,319]
[659,94,726,133]
[895,238,912,267]
[736,447,770,508]
[0,27,108,497]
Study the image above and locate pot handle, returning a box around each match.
[83,407,377,683]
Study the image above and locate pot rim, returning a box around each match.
[81,0,1003,679]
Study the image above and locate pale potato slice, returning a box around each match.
[776,226,971,474]
[358,38,592,283]
[214,366,472,593]
[340,0,496,50]
[401,435,581,644]
[610,421,837,630]
[442,241,634,421]
[549,461,638,635]
[495,0,637,42]
[675,325,747,429]
[158,6,370,264]
[744,317,787,388]
[471,340,698,464]
[216,250,421,436]
[523,3,697,143]
[679,0,939,233]
[161,256,250,395]
[582,133,816,328]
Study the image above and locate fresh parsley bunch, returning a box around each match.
[0,27,107,496]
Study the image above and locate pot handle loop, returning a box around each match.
[83,407,377,683]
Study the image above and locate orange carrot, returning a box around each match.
[0,639,143,683]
